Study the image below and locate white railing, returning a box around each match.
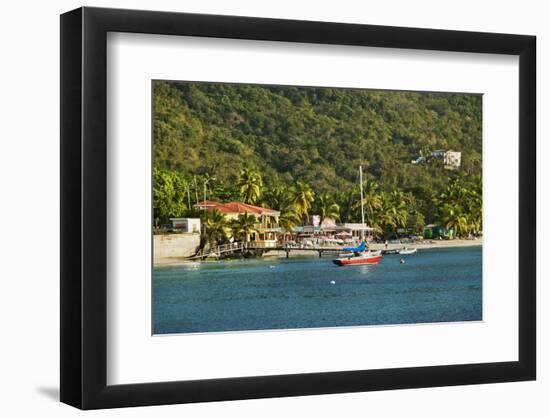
[190,240,350,259]
[191,242,245,259]
[246,240,278,249]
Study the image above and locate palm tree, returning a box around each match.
[406,211,426,235]
[260,186,289,211]
[205,210,228,245]
[279,206,301,233]
[441,203,469,237]
[315,192,340,222]
[351,179,382,226]
[237,168,263,204]
[379,191,409,238]
[465,176,482,234]
[230,213,257,242]
[439,179,470,209]
[334,189,357,223]
[467,202,482,235]
[290,181,315,222]
[437,177,482,237]
[261,186,300,236]
[363,180,383,219]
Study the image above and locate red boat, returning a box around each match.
[333,251,382,266]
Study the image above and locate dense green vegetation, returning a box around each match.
[153,81,482,240]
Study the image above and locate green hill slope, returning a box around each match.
[153,80,482,233]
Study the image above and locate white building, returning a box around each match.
[341,223,375,239]
[169,218,201,234]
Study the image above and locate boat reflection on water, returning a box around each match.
[357,264,376,276]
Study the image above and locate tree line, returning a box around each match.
[154,166,482,244]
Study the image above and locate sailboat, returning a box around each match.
[333,165,382,266]
[332,244,382,265]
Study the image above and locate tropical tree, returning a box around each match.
[315,192,340,222]
[204,210,228,245]
[363,180,383,220]
[379,190,409,238]
[230,213,257,242]
[439,178,473,210]
[289,181,315,222]
[437,176,482,237]
[467,202,482,235]
[465,175,482,234]
[351,179,383,227]
[209,178,241,202]
[440,203,469,237]
[279,208,301,234]
[407,184,439,225]
[152,167,187,225]
[261,187,301,235]
[260,186,290,211]
[334,189,357,223]
[237,168,263,204]
[406,209,426,234]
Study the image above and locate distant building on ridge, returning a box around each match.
[443,151,461,170]
[411,149,461,170]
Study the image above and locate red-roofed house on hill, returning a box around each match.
[196,200,281,247]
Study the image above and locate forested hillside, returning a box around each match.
[153,81,482,237]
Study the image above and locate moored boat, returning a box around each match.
[333,165,383,266]
[333,251,382,266]
[398,247,417,255]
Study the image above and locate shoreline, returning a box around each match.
[370,238,482,251]
[263,238,482,257]
[154,238,482,266]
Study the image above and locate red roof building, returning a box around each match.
[196,200,280,217]
[195,200,281,246]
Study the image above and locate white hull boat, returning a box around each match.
[398,248,417,255]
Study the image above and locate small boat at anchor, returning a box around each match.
[398,247,417,255]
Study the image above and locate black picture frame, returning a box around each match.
[60,6,536,410]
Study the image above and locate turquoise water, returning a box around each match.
[153,246,482,334]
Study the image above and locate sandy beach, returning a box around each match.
[263,238,482,257]
[369,238,482,251]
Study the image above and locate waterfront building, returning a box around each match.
[195,200,281,247]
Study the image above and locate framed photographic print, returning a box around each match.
[60,6,536,409]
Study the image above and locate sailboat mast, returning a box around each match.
[360,165,365,242]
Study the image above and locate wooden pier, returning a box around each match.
[279,247,348,258]
[188,242,349,260]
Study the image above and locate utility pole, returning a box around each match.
[193,176,199,205]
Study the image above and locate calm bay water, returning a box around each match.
[153,246,482,334]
